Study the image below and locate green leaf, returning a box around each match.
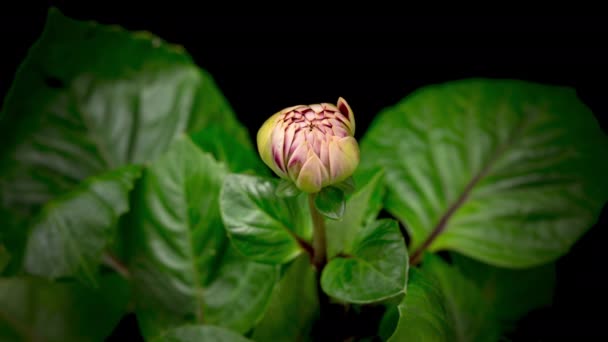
[136,248,278,338]
[321,219,408,303]
[333,176,356,195]
[204,248,279,333]
[154,325,252,342]
[1,8,201,217]
[220,174,312,264]
[0,8,252,273]
[326,169,385,258]
[0,274,129,342]
[378,305,399,341]
[274,179,301,198]
[127,136,277,335]
[0,245,10,274]
[190,125,268,176]
[359,78,608,268]
[452,252,555,331]
[388,256,500,342]
[252,255,319,342]
[22,165,140,285]
[314,186,345,220]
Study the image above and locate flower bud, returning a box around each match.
[257,97,360,193]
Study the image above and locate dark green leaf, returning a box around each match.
[0,245,9,274]
[332,176,356,195]
[252,255,319,341]
[204,247,279,333]
[1,8,252,275]
[326,169,385,258]
[274,179,301,198]
[1,8,204,217]
[220,174,312,264]
[191,125,267,176]
[378,305,399,341]
[388,255,500,342]
[321,219,408,303]
[452,252,555,330]
[153,325,252,342]
[0,274,129,342]
[127,136,277,334]
[23,165,141,285]
[136,309,182,342]
[314,186,345,220]
[359,78,608,267]
[136,248,278,338]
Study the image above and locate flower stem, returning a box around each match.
[309,193,339,340]
[308,193,327,271]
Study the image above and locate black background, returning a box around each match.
[2,5,607,341]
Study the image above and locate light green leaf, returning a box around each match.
[452,252,555,331]
[321,219,408,303]
[23,165,140,285]
[326,169,385,258]
[0,274,129,342]
[153,325,252,342]
[314,186,345,220]
[220,174,312,264]
[252,255,319,342]
[359,78,608,267]
[388,255,500,342]
[127,136,277,335]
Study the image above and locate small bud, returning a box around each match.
[257,98,360,193]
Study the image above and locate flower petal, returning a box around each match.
[337,97,355,135]
[328,136,360,184]
[257,112,286,177]
[296,152,326,193]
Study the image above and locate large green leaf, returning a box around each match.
[326,169,385,258]
[388,255,500,341]
[0,8,254,272]
[452,252,555,331]
[127,136,277,335]
[153,325,252,342]
[321,219,408,303]
[0,274,129,342]
[252,255,319,342]
[220,174,313,264]
[23,165,140,285]
[359,78,608,267]
[191,125,267,175]
[1,8,199,217]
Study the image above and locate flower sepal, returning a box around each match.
[275,179,301,198]
[313,186,347,220]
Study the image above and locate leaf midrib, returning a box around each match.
[410,114,533,264]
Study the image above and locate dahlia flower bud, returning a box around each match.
[257,97,360,193]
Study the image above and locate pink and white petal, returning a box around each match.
[287,142,309,180]
[271,127,286,173]
[257,112,284,175]
[337,97,355,135]
[296,153,325,193]
[328,136,360,184]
